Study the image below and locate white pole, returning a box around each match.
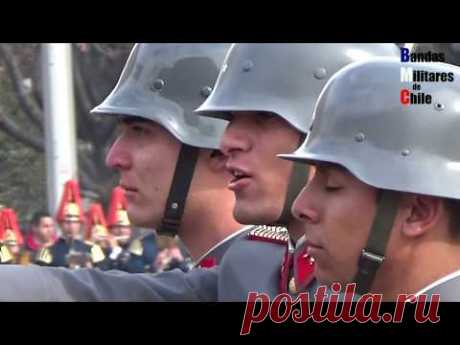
[41,43,78,225]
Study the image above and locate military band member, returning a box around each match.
[85,202,111,255]
[0,207,29,265]
[154,235,190,272]
[25,211,57,261]
[35,180,107,269]
[0,204,10,264]
[104,186,159,273]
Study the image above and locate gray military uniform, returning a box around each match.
[217,226,289,301]
[194,226,254,268]
[415,270,460,302]
[0,225,305,301]
[0,264,218,301]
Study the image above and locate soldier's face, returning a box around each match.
[106,119,181,228]
[220,111,301,225]
[291,163,379,287]
[111,225,132,245]
[111,225,131,237]
[7,244,20,255]
[62,220,81,238]
[36,216,55,242]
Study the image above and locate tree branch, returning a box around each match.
[73,81,98,141]
[78,150,99,182]
[0,105,44,152]
[74,47,100,106]
[72,47,96,115]
[0,43,44,131]
[78,167,99,196]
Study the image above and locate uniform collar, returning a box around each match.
[288,234,307,252]
[194,225,254,267]
[413,269,460,299]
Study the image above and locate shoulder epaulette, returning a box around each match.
[0,245,13,263]
[247,225,290,245]
[128,239,144,256]
[90,244,106,263]
[36,247,53,265]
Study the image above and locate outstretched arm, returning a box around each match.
[0,265,219,302]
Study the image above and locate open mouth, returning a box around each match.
[229,168,252,184]
[227,167,253,192]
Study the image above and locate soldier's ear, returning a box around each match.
[400,194,442,238]
[207,149,227,173]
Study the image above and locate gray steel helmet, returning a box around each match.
[280,58,460,294]
[196,43,400,226]
[280,58,460,200]
[196,43,401,133]
[91,43,231,149]
[91,43,232,237]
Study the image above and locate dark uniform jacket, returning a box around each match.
[108,233,159,273]
[35,237,108,269]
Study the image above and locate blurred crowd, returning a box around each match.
[0,180,192,273]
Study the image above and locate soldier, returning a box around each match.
[0,44,397,301]
[92,43,248,266]
[85,202,111,254]
[25,211,57,259]
[106,186,131,248]
[195,43,400,298]
[282,58,460,300]
[105,186,159,273]
[36,180,107,269]
[0,204,10,264]
[154,235,189,273]
[0,208,26,264]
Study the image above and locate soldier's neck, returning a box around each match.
[178,197,242,262]
[34,234,52,247]
[371,234,460,301]
[62,235,79,243]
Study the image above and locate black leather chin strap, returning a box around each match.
[158,144,199,236]
[354,190,401,295]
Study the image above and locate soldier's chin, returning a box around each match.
[126,209,157,228]
[315,269,346,293]
[233,202,282,226]
[118,238,130,246]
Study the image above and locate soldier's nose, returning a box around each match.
[220,121,251,157]
[106,137,132,170]
[291,187,319,224]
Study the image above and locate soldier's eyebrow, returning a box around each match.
[117,115,150,125]
[316,162,350,177]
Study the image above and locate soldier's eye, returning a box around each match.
[263,112,277,120]
[131,124,150,135]
[324,185,342,192]
[253,112,277,126]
